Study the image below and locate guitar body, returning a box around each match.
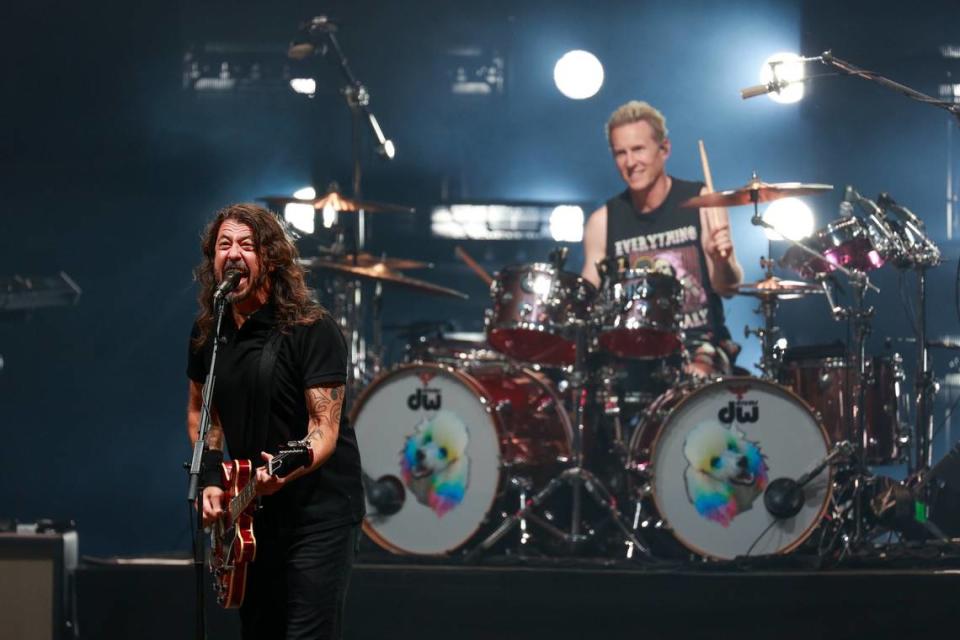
[210,460,257,608]
[206,443,310,608]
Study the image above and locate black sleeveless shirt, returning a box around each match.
[605,177,729,342]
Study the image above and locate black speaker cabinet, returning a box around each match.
[0,532,77,640]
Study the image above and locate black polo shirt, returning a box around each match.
[187,305,364,532]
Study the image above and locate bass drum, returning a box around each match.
[628,378,833,560]
[353,362,572,555]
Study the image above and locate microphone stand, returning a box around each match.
[185,295,229,640]
[817,51,960,127]
[294,17,396,394]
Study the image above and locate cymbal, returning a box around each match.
[733,278,824,300]
[305,259,469,300]
[301,252,432,271]
[259,188,414,214]
[680,179,833,209]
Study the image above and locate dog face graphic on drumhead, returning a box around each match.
[400,410,470,517]
[682,421,769,527]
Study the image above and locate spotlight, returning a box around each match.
[760,53,805,104]
[549,205,585,242]
[290,77,317,96]
[284,186,316,234]
[761,197,814,241]
[553,50,604,100]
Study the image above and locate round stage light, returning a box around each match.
[760,52,805,104]
[553,50,604,100]
[549,205,585,242]
[284,186,316,234]
[761,197,815,241]
[289,78,317,96]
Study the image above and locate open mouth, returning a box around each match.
[410,466,432,480]
[731,471,756,486]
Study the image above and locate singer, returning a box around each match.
[581,100,744,378]
[186,203,364,639]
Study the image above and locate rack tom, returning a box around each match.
[485,263,595,366]
[597,268,683,359]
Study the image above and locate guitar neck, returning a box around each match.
[229,475,258,522]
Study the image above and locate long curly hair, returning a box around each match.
[191,203,325,350]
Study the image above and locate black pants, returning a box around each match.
[240,521,359,640]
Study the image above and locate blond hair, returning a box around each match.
[605,100,668,147]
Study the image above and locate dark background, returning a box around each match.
[1,0,958,558]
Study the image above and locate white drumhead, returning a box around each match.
[353,364,502,555]
[649,378,831,560]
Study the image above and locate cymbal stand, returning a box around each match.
[296,18,396,393]
[744,256,783,379]
[464,325,652,561]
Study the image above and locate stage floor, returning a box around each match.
[76,546,960,640]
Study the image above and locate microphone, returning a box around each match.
[740,78,791,100]
[213,269,243,302]
[287,16,337,60]
[764,441,852,519]
[363,472,405,516]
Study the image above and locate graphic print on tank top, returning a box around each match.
[605,178,725,339]
[611,223,710,332]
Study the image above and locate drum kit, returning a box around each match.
[276,172,949,563]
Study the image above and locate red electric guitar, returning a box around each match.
[208,441,311,608]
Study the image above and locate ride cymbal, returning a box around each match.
[304,259,468,299]
[680,179,833,209]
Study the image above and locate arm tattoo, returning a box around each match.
[306,385,344,444]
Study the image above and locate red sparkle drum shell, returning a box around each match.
[628,378,833,560]
[352,362,572,556]
[485,263,596,366]
[597,269,683,359]
[778,354,906,465]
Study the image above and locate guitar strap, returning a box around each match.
[254,329,283,456]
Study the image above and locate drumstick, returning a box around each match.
[698,139,730,259]
[454,245,493,286]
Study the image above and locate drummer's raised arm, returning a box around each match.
[581,205,607,288]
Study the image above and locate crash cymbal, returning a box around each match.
[259,187,414,214]
[301,252,432,270]
[733,278,824,300]
[305,259,468,299]
[680,179,833,209]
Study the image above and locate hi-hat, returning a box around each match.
[680,179,833,209]
[301,250,432,270]
[259,187,414,213]
[305,259,468,299]
[733,277,824,300]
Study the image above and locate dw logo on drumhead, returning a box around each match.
[718,384,759,424]
[408,370,442,410]
[408,388,441,411]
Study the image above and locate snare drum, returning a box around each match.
[597,268,683,359]
[628,378,832,560]
[353,362,572,555]
[778,353,906,465]
[485,263,596,366]
[405,332,505,366]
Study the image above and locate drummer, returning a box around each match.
[581,100,744,376]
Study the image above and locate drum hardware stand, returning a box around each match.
[464,326,652,561]
[744,257,784,380]
[290,17,396,394]
[749,193,884,550]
